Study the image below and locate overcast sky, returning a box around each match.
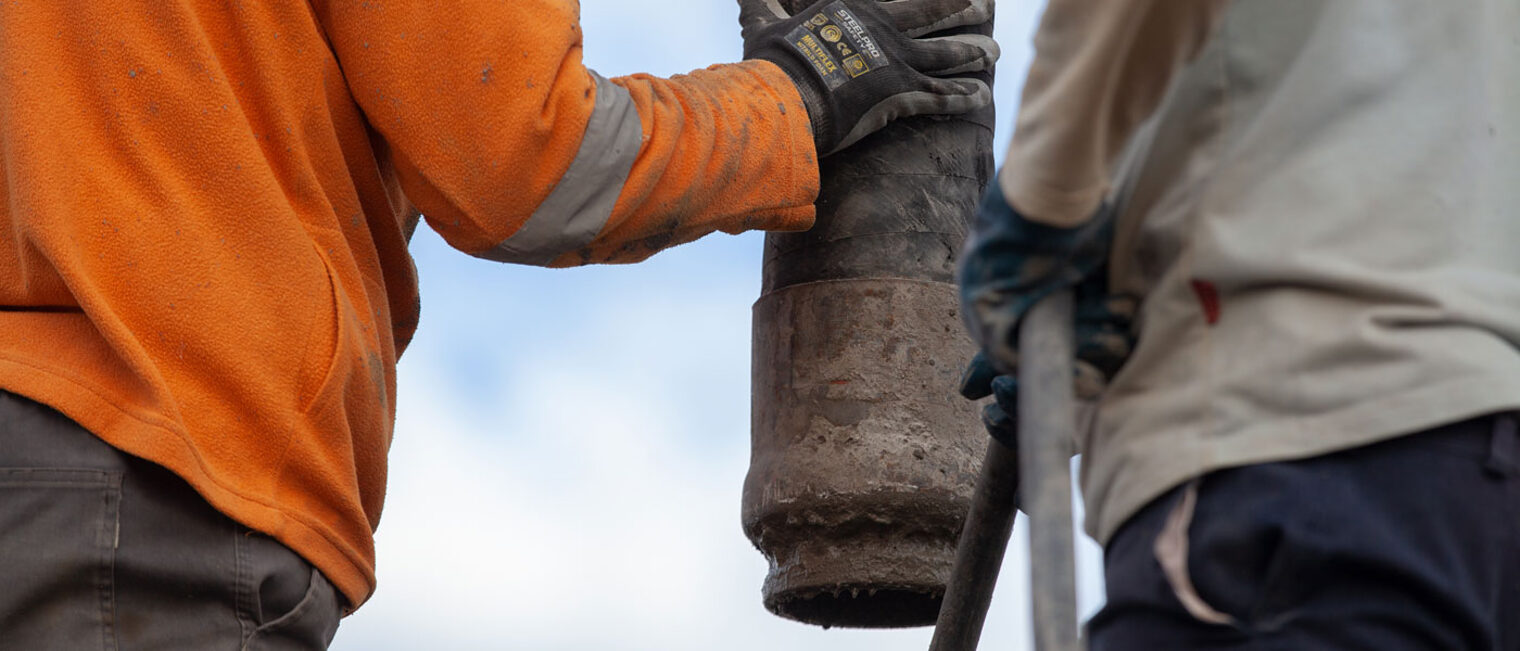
[328,2,1106,649]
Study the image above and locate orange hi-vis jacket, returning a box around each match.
[0,1,818,607]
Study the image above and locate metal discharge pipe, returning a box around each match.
[743,2,996,629]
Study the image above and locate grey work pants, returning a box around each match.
[0,391,343,650]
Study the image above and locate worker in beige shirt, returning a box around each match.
[959,1,1520,647]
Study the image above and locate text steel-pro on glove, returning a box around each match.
[740,0,998,155]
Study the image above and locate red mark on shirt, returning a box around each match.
[1191,279,1221,325]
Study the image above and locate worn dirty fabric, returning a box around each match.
[0,0,818,607]
[1089,413,1520,650]
[1000,0,1228,227]
[0,391,342,650]
[1000,0,1520,547]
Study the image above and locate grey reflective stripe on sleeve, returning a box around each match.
[474,72,643,265]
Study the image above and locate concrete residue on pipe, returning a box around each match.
[742,0,997,628]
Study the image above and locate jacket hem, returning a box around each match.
[0,355,377,611]
[1084,371,1520,546]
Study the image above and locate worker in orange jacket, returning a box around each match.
[0,0,996,647]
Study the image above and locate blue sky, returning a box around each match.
[329,1,1107,649]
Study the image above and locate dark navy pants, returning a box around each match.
[1090,413,1520,650]
[0,391,342,650]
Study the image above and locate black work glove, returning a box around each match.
[956,184,1138,453]
[958,351,1020,451]
[739,0,998,156]
[959,185,1136,398]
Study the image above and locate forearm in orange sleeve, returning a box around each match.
[312,0,818,268]
[549,60,818,267]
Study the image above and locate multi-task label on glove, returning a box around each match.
[786,1,892,90]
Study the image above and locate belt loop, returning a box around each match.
[1482,413,1519,478]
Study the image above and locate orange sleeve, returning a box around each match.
[310,0,819,266]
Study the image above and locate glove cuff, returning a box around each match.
[749,51,835,155]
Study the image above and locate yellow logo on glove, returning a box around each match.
[786,1,891,90]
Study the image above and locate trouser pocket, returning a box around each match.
[237,529,341,651]
[1154,474,1329,632]
[0,468,123,651]
[1092,414,1514,650]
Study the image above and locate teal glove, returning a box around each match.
[739,0,998,155]
[958,351,1019,449]
[956,179,1136,443]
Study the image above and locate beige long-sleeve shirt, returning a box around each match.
[1004,0,1520,545]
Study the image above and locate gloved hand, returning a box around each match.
[739,0,998,155]
[957,178,1137,441]
[958,351,1020,450]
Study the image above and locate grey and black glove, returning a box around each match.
[739,0,998,156]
